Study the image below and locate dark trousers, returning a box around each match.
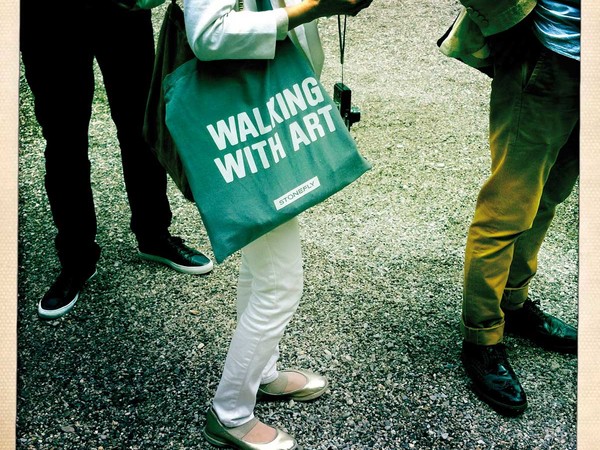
[20,3,172,273]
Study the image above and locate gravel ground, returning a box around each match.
[17,1,578,449]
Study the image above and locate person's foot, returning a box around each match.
[38,269,97,320]
[461,341,527,416]
[138,236,213,275]
[258,369,328,402]
[203,408,297,450]
[504,298,577,354]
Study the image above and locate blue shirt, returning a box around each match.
[532,0,581,60]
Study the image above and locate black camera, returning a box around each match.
[333,82,361,130]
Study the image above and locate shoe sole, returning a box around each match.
[37,270,97,320]
[535,340,577,355]
[547,345,577,355]
[461,352,527,417]
[291,387,328,401]
[469,381,528,416]
[505,331,578,355]
[203,427,299,450]
[138,251,214,275]
[203,428,230,448]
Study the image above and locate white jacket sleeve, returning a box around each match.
[184,0,289,61]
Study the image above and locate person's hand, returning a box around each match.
[286,0,374,30]
[311,0,374,18]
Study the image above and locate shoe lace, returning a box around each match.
[168,236,184,246]
[166,236,197,259]
[483,343,508,365]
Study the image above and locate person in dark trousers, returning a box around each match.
[440,0,579,416]
[20,0,213,320]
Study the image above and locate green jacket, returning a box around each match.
[438,0,537,71]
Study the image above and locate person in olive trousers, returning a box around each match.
[20,0,213,320]
[440,0,579,416]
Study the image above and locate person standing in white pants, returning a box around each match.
[184,0,373,448]
[213,218,305,425]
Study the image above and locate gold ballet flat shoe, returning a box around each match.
[258,369,328,402]
[203,408,297,450]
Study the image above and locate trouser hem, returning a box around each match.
[260,372,279,386]
[461,319,504,346]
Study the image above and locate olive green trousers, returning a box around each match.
[461,40,580,345]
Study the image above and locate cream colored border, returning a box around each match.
[2,1,598,449]
[578,1,600,449]
[0,0,18,448]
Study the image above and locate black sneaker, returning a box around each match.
[138,236,213,275]
[38,269,97,320]
[504,299,577,354]
[461,341,527,416]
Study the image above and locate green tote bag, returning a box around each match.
[164,21,371,263]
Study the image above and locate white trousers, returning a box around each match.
[212,217,303,427]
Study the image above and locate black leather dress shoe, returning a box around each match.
[38,269,97,320]
[504,299,577,354]
[461,341,527,416]
[138,236,213,275]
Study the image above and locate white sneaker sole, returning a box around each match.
[138,251,214,275]
[37,270,97,320]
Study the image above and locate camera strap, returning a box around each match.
[337,14,347,83]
